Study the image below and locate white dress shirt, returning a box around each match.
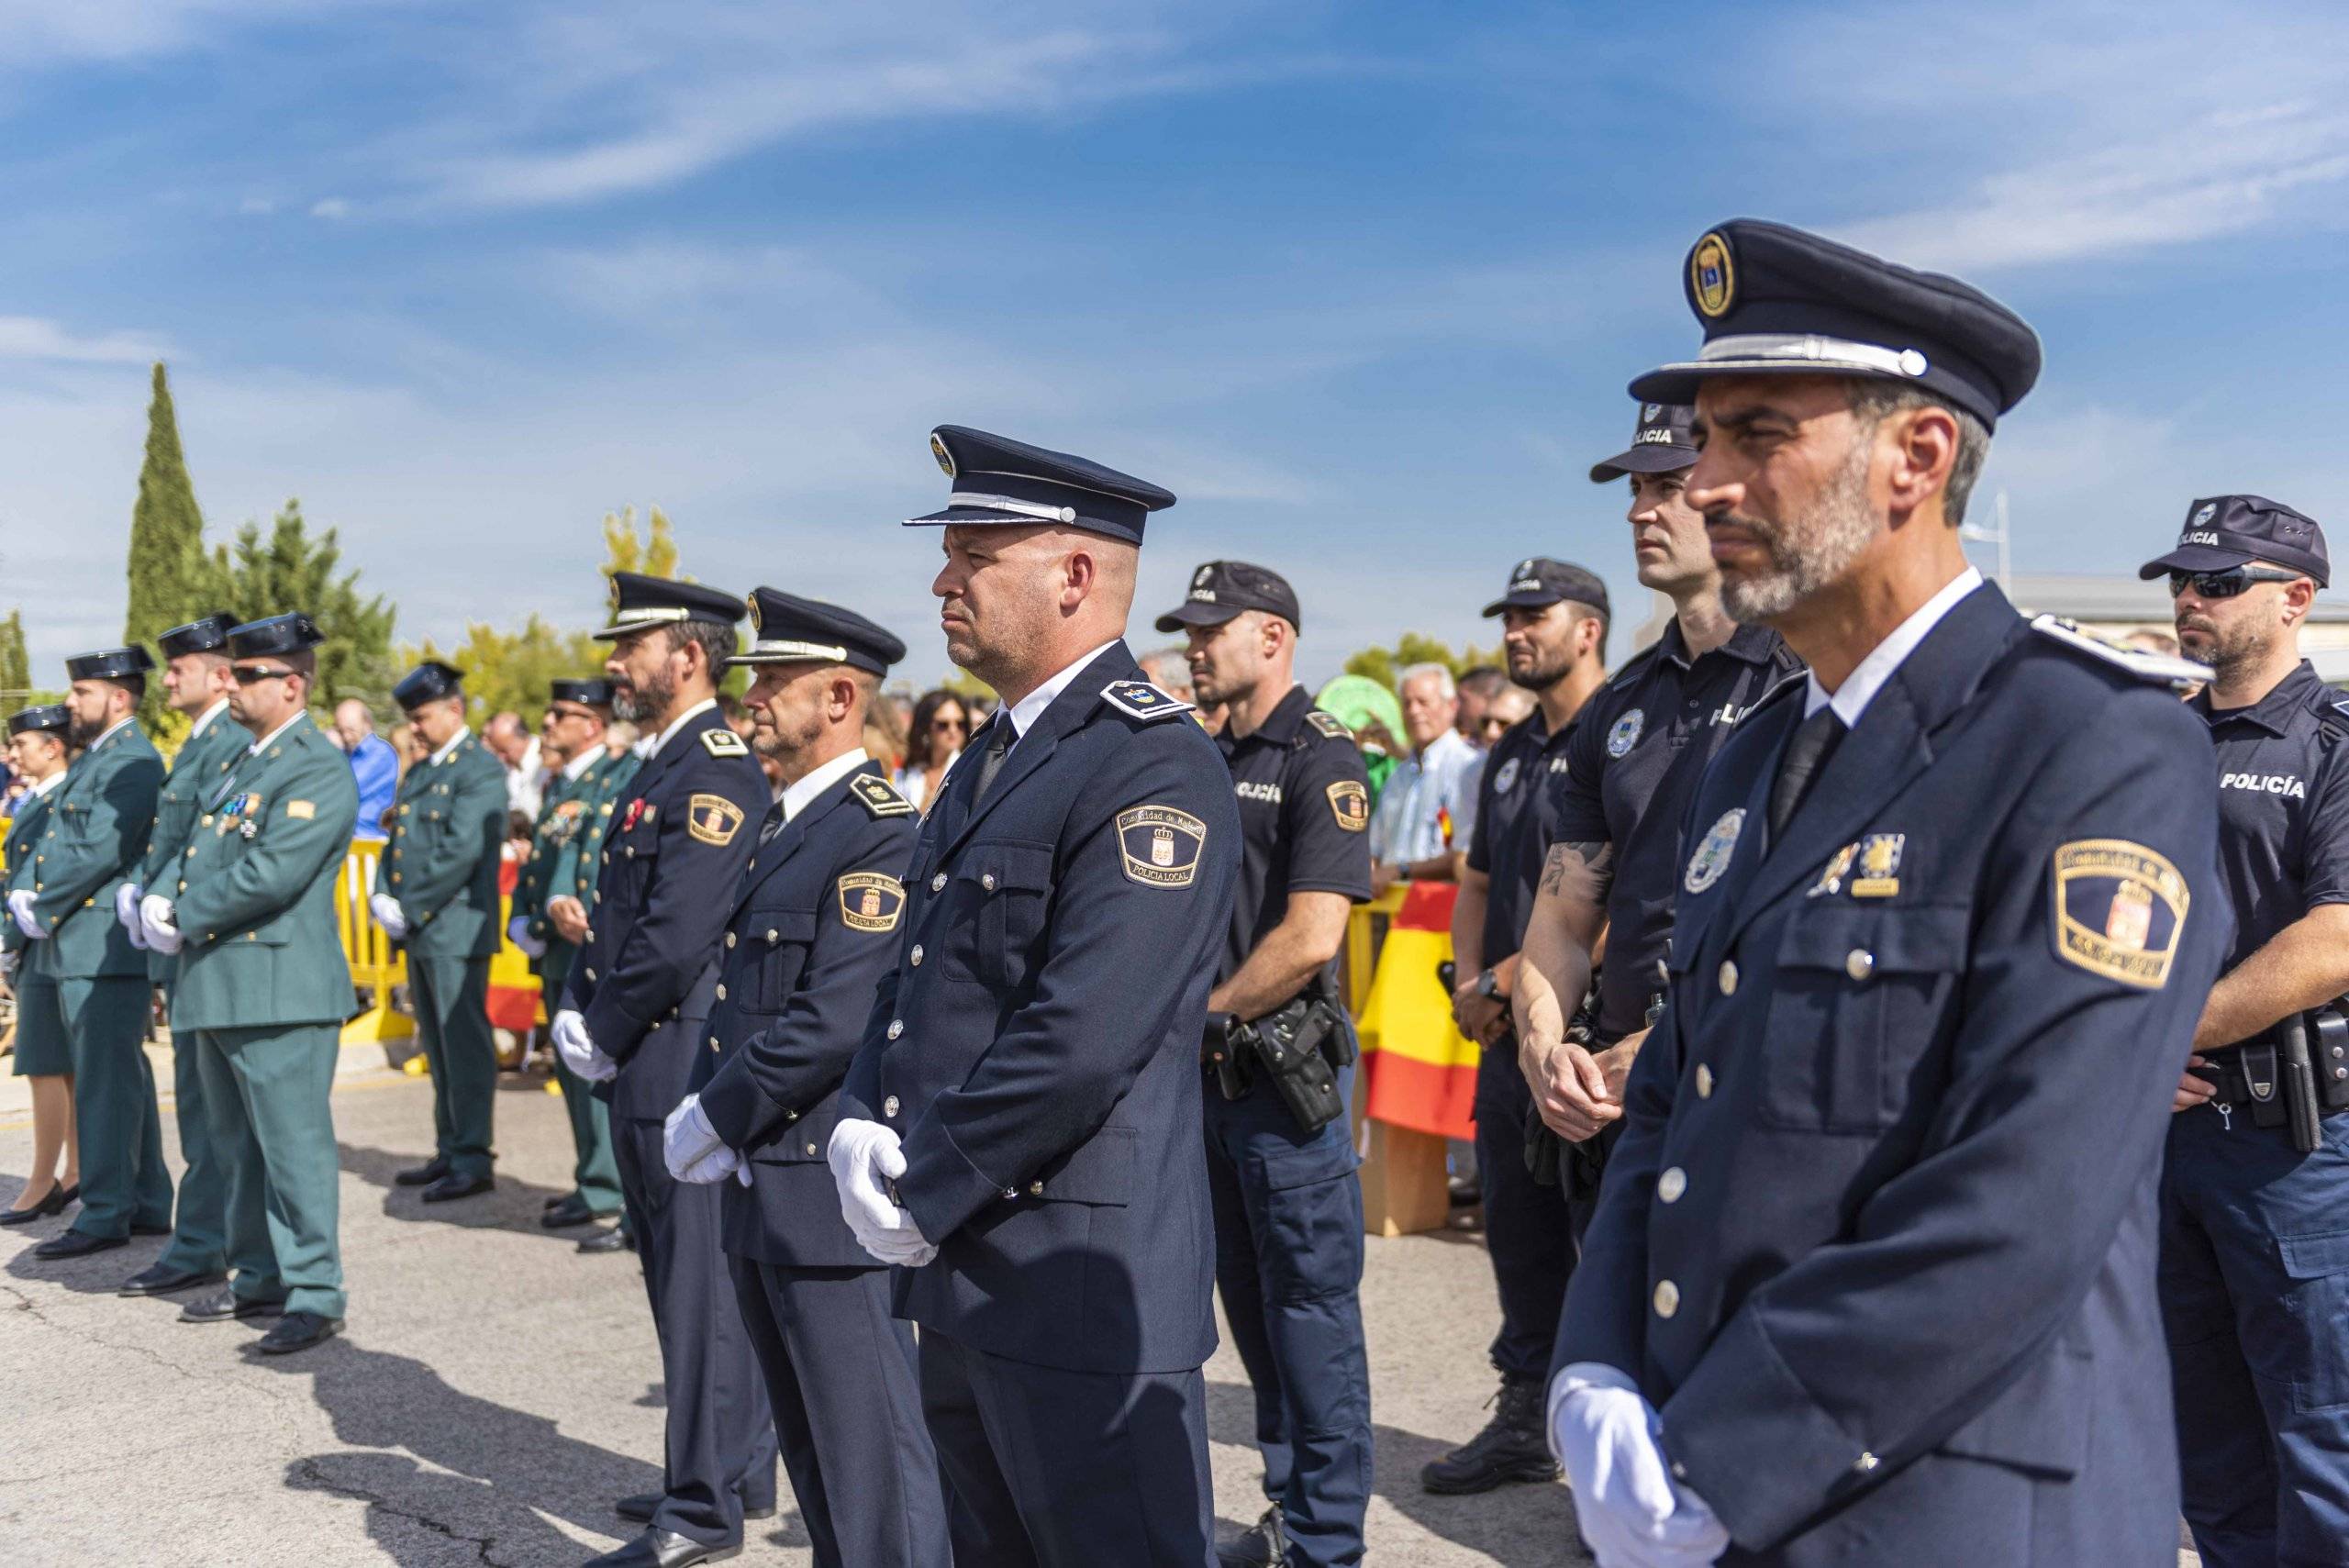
[1000,640,1122,749]
[1803,566,1985,726]
[649,697,719,759]
[781,748,872,824]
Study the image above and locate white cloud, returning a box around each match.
[308,196,352,218]
[0,316,166,364]
[237,195,276,215]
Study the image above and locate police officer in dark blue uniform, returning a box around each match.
[1154,562,1372,1567]
[1550,220,2229,1566]
[2139,495,2349,1567]
[661,587,950,1568]
[831,426,1241,1567]
[552,573,777,1568]
[1424,557,1609,1496]
[1513,403,1800,1239]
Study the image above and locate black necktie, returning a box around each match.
[1769,705,1846,838]
[970,717,1015,804]
[758,800,785,846]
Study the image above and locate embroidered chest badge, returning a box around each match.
[1492,757,1521,795]
[1608,709,1645,759]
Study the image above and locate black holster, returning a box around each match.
[2221,1014,2337,1154]
[1232,995,1353,1133]
[1523,1010,1599,1189]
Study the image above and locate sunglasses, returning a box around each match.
[231,665,297,684]
[2166,566,2305,599]
[931,717,967,732]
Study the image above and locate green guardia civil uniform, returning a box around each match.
[4,776,72,1078]
[511,747,627,1212]
[381,728,508,1182]
[26,717,170,1242]
[171,710,360,1318]
[134,701,252,1274]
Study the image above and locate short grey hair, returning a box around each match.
[1397,662,1456,700]
[1846,380,1991,528]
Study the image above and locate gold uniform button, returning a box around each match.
[714,984,727,1001]
[806,1141,818,1155]
[1695,1064,1715,1098]
[930,873,947,893]
[725,932,736,949]
[884,1095,900,1117]
[1717,960,1738,995]
[1845,949,1876,982]
[765,929,779,943]
[981,873,996,891]
[1653,1279,1680,1318]
[1658,1167,1687,1204]
[887,1019,905,1040]
[1028,1180,1043,1196]
[910,944,924,967]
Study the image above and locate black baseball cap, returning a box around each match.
[2137,495,2329,589]
[1589,402,1698,483]
[1481,557,1610,620]
[1155,561,1302,633]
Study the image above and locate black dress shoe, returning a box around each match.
[0,1182,69,1225]
[1217,1504,1286,1567]
[180,1288,284,1323]
[582,1529,739,1568]
[577,1226,634,1255]
[420,1173,493,1203]
[543,1194,567,1211]
[120,1262,226,1296]
[543,1195,618,1229]
[31,1229,128,1260]
[394,1156,451,1187]
[616,1495,774,1526]
[257,1310,343,1354]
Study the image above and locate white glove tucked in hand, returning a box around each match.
[1551,1363,1730,1568]
[828,1118,937,1267]
[370,892,410,940]
[9,890,44,941]
[663,1094,740,1184]
[115,883,147,949]
[139,895,184,956]
[551,1008,616,1083]
[506,913,546,958]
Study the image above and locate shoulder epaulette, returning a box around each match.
[1099,679,1196,722]
[849,774,916,818]
[1303,709,1352,741]
[701,727,749,757]
[2028,614,2211,693]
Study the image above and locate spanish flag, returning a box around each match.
[1355,882,1479,1140]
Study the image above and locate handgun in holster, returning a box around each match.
[2225,1008,2349,1154]
[1233,994,1353,1132]
[1204,1010,1252,1102]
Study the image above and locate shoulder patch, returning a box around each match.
[1326,779,1370,832]
[2052,839,2188,990]
[838,872,906,932]
[850,774,916,818]
[702,727,750,757]
[1305,710,1353,740]
[2029,615,2210,692]
[1100,680,1197,722]
[686,793,746,847]
[1116,804,1208,887]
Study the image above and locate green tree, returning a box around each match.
[1341,632,1497,693]
[601,505,679,583]
[405,616,604,728]
[0,608,29,708]
[203,500,395,712]
[121,362,213,733]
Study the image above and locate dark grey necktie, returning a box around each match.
[1769,705,1846,838]
[970,717,1015,804]
[758,800,785,846]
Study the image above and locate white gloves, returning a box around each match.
[664,1094,742,1184]
[1550,1363,1730,1568]
[829,1118,937,1266]
[551,1008,616,1083]
[115,883,147,949]
[9,890,43,941]
[139,895,184,956]
[370,893,410,940]
[506,914,547,959]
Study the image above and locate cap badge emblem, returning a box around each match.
[1642,403,1663,422]
[1195,566,1214,588]
[2193,502,2218,528]
[1690,230,1735,318]
[930,432,955,477]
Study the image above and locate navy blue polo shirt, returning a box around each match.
[1465,705,1579,966]
[1554,620,1800,1039]
[2192,660,2349,977]
[1216,684,1375,994]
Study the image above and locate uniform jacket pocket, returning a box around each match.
[1765,903,1968,1132]
[740,907,816,1012]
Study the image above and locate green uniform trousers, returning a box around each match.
[544,971,623,1212]
[155,982,227,1274]
[408,953,496,1181]
[195,1022,344,1318]
[59,974,171,1240]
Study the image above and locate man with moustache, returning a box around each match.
[1549,220,2227,1565]
[1156,561,1374,1566]
[1512,403,1800,1241]
[662,588,949,1568]
[553,573,776,1568]
[15,644,172,1262]
[2140,496,2349,1566]
[115,614,250,1297]
[1423,557,1609,1496]
[831,427,1240,1565]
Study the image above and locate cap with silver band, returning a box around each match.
[908,425,1176,546]
[729,587,907,676]
[594,572,747,641]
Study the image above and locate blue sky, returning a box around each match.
[4,0,2347,689]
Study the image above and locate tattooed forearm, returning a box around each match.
[1540,840,1615,905]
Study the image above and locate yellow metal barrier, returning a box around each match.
[336,839,414,1047]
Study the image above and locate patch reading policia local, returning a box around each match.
[1327,780,1370,833]
[838,873,906,933]
[1608,709,1644,759]
[1683,807,1744,894]
[2052,839,2188,989]
[686,793,745,847]
[1117,805,1208,888]
[1690,229,1736,317]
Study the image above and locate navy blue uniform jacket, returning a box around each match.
[562,705,768,1124]
[696,760,918,1268]
[1556,584,2231,1563]
[841,643,1241,1375]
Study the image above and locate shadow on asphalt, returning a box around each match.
[1204,1376,1580,1561]
[338,1140,587,1240]
[1,1173,176,1297]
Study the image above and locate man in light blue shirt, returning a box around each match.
[1368,663,1481,893]
[334,698,401,840]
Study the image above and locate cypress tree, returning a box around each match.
[122,362,209,731]
[0,608,28,708]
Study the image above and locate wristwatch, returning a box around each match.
[1475,968,1502,1001]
